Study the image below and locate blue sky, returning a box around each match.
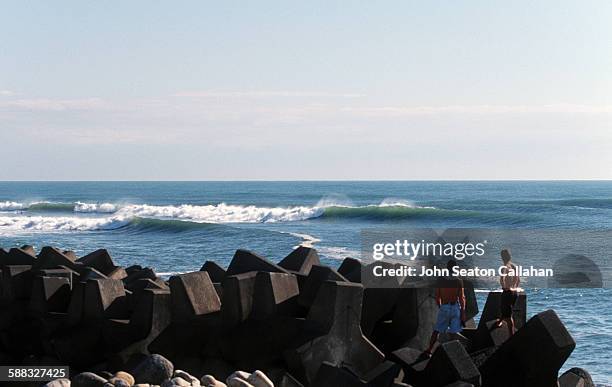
[1,1,611,180]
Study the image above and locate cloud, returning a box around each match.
[0,90,15,97]
[171,90,366,98]
[0,97,108,111]
[343,104,612,116]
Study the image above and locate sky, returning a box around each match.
[1,1,611,180]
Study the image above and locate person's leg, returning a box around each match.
[497,290,511,328]
[448,303,463,338]
[505,316,515,336]
[426,304,450,355]
[504,291,517,336]
[425,331,439,355]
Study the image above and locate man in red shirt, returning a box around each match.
[424,259,466,356]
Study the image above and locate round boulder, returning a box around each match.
[72,372,108,387]
[559,367,595,387]
[201,375,226,387]
[44,379,71,387]
[113,371,135,386]
[131,354,174,385]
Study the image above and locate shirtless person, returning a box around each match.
[496,248,520,336]
[424,259,466,356]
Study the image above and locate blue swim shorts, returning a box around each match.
[434,302,462,334]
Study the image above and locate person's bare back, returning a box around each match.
[500,262,520,290]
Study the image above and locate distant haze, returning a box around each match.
[1,1,611,180]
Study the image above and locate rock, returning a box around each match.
[72,372,108,387]
[221,272,258,326]
[109,378,131,387]
[226,371,255,386]
[227,371,251,382]
[124,267,157,284]
[479,310,575,387]
[558,367,595,387]
[174,370,199,386]
[362,361,402,387]
[477,291,526,331]
[35,246,77,270]
[424,340,481,387]
[80,267,109,281]
[114,371,136,386]
[29,275,71,314]
[310,362,366,386]
[200,261,227,283]
[265,369,303,387]
[471,320,511,352]
[45,379,71,387]
[246,370,274,387]
[337,257,362,283]
[226,379,253,387]
[132,354,175,385]
[201,375,227,387]
[286,281,384,383]
[226,249,288,276]
[77,249,118,276]
[2,247,36,265]
[1,264,33,300]
[108,266,129,280]
[100,372,115,380]
[360,287,401,337]
[20,244,36,255]
[83,278,129,320]
[278,246,321,275]
[389,288,438,351]
[67,280,86,325]
[167,377,190,386]
[297,265,347,308]
[251,271,300,320]
[40,266,79,287]
[462,280,478,321]
[169,271,221,322]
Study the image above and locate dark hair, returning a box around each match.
[501,249,512,263]
[447,259,458,271]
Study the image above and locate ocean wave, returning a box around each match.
[74,202,118,213]
[542,198,612,210]
[0,201,26,211]
[113,203,324,223]
[318,205,472,221]
[0,215,131,232]
[0,199,514,235]
[28,202,77,212]
[0,201,119,213]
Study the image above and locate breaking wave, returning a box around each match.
[0,199,522,234]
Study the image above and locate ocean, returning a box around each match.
[0,181,610,383]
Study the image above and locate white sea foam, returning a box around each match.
[379,198,415,207]
[0,199,438,234]
[114,203,324,223]
[0,215,130,233]
[317,246,361,261]
[289,232,322,248]
[74,202,119,213]
[0,201,26,211]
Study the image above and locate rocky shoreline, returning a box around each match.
[0,245,595,387]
